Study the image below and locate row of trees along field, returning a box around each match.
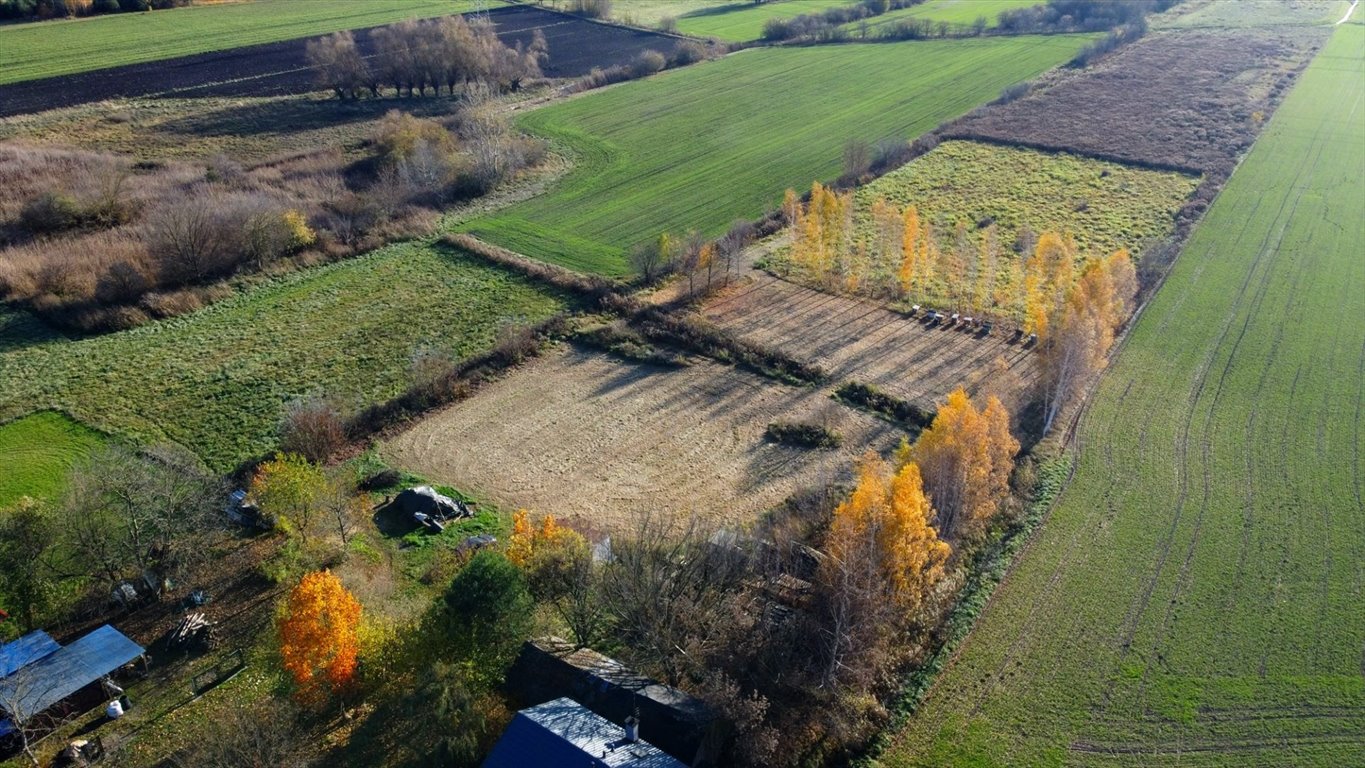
[779,182,1136,433]
[306,16,546,100]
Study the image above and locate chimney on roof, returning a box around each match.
[624,714,640,744]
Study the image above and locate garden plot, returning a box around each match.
[704,273,1038,412]
[382,346,903,532]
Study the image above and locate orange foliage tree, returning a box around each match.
[278,570,362,703]
[1038,250,1138,433]
[826,451,951,615]
[906,388,1019,542]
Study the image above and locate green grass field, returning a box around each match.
[675,0,853,41]
[0,0,496,86]
[881,23,1365,767]
[851,139,1196,260]
[463,35,1091,275]
[1154,0,1348,29]
[0,412,107,508]
[859,0,1041,32]
[0,243,567,472]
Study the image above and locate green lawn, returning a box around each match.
[851,140,1197,260]
[881,23,1365,767]
[675,0,855,41]
[859,0,1041,32]
[463,35,1091,275]
[0,411,107,508]
[0,242,567,472]
[0,0,498,85]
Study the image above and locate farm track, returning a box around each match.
[0,5,674,118]
[881,22,1365,767]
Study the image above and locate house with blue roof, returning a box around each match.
[483,697,686,768]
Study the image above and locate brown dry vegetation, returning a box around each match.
[0,99,543,332]
[382,345,904,533]
[704,272,1038,414]
[949,27,1325,176]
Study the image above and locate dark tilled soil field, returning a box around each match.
[0,5,677,118]
[947,28,1325,175]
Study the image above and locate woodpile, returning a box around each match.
[166,612,214,653]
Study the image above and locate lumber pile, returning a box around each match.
[166,612,214,653]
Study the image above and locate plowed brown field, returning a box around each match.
[382,346,903,532]
[704,272,1039,411]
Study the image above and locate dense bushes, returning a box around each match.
[572,40,716,93]
[307,16,545,101]
[998,0,1176,33]
[0,0,187,20]
[765,421,842,449]
[835,381,936,430]
[761,0,926,42]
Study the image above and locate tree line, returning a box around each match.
[0,0,187,21]
[306,16,546,101]
[777,181,1137,434]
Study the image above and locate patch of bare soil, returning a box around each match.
[382,346,903,532]
[704,272,1039,410]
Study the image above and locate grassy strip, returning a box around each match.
[881,25,1365,765]
[0,0,496,85]
[0,242,568,472]
[463,34,1092,274]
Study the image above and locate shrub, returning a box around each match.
[835,382,935,429]
[280,396,346,463]
[436,550,533,676]
[765,421,842,449]
[670,40,706,67]
[631,50,667,79]
[570,0,611,19]
[18,192,82,235]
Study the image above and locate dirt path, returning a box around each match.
[1338,0,1359,24]
[382,346,903,533]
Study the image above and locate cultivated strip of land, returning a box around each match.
[881,22,1365,767]
[0,0,498,86]
[383,345,903,532]
[463,34,1092,275]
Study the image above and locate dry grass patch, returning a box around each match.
[382,345,903,533]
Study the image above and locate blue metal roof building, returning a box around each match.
[0,625,145,737]
[483,697,686,768]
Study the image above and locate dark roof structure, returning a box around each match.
[0,625,144,737]
[483,697,685,768]
[506,638,717,765]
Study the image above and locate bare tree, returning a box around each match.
[61,444,222,595]
[306,30,372,99]
[280,395,346,463]
[0,654,76,766]
[598,516,752,685]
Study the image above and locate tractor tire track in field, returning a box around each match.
[1108,110,1326,705]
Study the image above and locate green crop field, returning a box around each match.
[463,35,1091,275]
[0,412,108,508]
[881,23,1365,767]
[0,0,497,86]
[859,0,1041,32]
[850,139,1196,261]
[675,0,854,41]
[0,243,566,472]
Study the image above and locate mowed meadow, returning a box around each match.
[0,0,499,85]
[462,34,1092,275]
[0,243,567,471]
[881,23,1365,767]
